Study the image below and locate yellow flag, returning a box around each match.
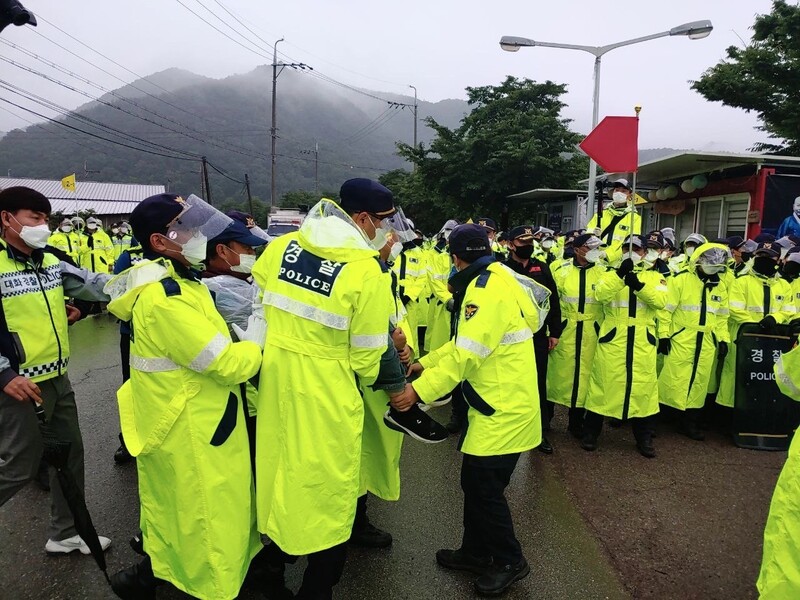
[61,174,76,192]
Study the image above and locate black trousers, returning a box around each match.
[460,453,523,566]
[450,384,467,426]
[534,336,553,430]
[120,332,131,383]
[583,411,655,445]
[261,540,347,600]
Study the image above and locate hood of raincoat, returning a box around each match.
[296,198,379,264]
[104,258,174,321]
[689,242,730,271]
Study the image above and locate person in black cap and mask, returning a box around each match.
[398,223,549,597]
[505,225,562,454]
[476,216,506,260]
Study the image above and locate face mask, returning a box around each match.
[178,232,208,267]
[9,215,50,250]
[782,261,800,280]
[685,246,696,257]
[61,225,72,233]
[388,242,403,262]
[622,251,644,265]
[366,218,389,251]
[513,244,534,260]
[87,224,98,232]
[585,249,604,263]
[230,252,256,274]
[612,191,628,207]
[753,256,778,276]
[644,249,659,262]
[112,228,120,235]
[659,250,671,261]
[542,239,554,250]
[699,264,725,275]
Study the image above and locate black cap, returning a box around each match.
[726,236,745,249]
[644,231,665,249]
[226,210,258,228]
[563,229,582,246]
[508,225,535,242]
[210,220,268,248]
[448,224,490,255]
[130,193,185,249]
[339,178,395,217]
[755,232,776,244]
[624,234,645,249]
[496,231,507,242]
[754,241,780,258]
[476,217,497,232]
[572,233,596,248]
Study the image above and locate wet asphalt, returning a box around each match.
[0,314,788,599]
[0,314,627,599]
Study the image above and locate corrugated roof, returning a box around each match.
[0,177,165,213]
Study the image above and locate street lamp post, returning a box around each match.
[500,20,713,226]
[270,38,312,207]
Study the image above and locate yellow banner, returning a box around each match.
[61,174,76,192]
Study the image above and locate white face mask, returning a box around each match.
[10,215,51,250]
[685,245,696,257]
[542,239,554,250]
[179,232,208,267]
[367,219,390,251]
[585,248,604,263]
[699,263,725,275]
[659,250,671,261]
[622,251,644,265]
[612,191,629,207]
[643,249,660,265]
[388,242,403,262]
[230,252,256,274]
[61,225,73,233]
[112,228,120,235]
[87,224,98,231]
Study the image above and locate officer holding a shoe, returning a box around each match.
[399,224,549,597]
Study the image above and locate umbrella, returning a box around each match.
[32,400,110,584]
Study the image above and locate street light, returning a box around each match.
[499,19,713,225]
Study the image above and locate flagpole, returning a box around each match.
[629,106,641,256]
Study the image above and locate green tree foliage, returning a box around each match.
[692,0,800,153]
[394,76,588,229]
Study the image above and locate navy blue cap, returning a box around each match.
[644,231,665,249]
[755,232,776,244]
[339,178,395,217]
[572,233,599,248]
[508,225,535,242]
[563,229,583,246]
[754,241,780,258]
[476,217,497,232]
[726,236,745,250]
[210,219,268,248]
[226,210,258,228]
[624,234,645,249]
[449,224,490,255]
[130,193,184,248]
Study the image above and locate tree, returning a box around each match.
[692,0,800,154]
[395,76,587,229]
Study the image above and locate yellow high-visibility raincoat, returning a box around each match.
[252,199,394,556]
[425,244,453,353]
[586,206,641,265]
[106,259,262,600]
[79,229,114,273]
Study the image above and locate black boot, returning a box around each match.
[114,432,134,465]
[636,436,656,458]
[580,434,598,451]
[349,495,392,548]
[110,558,160,600]
[537,436,553,454]
[436,548,491,574]
[474,558,530,596]
[681,410,705,441]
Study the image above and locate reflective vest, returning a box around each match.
[48,231,80,263]
[0,240,69,382]
[584,267,668,419]
[79,230,114,273]
[547,261,605,409]
[252,207,393,556]
[425,246,453,353]
[717,271,795,407]
[657,248,730,411]
[586,207,642,264]
[415,262,544,456]
[112,234,133,261]
[391,244,427,334]
[107,259,262,600]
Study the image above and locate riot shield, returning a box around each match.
[734,322,800,450]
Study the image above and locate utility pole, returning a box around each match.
[301,141,319,194]
[244,173,254,216]
[408,85,418,148]
[270,37,312,207]
[201,156,212,206]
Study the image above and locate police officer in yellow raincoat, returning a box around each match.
[48,218,81,263]
[400,224,549,597]
[757,341,800,598]
[717,242,796,408]
[79,216,114,273]
[547,233,606,436]
[582,233,668,457]
[106,194,264,600]
[425,219,458,353]
[586,178,642,265]
[657,244,730,440]
[252,179,408,599]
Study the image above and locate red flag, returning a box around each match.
[579,116,639,173]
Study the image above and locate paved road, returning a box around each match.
[0,315,628,599]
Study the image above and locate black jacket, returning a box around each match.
[504,256,563,340]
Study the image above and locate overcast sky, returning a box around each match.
[0,0,775,151]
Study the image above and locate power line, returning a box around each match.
[173,0,270,60]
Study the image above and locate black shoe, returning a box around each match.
[685,429,705,441]
[474,558,530,596]
[114,433,134,465]
[383,405,449,444]
[33,460,50,491]
[445,417,463,434]
[580,435,598,451]
[607,418,624,429]
[110,558,160,600]
[436,548,491,575]
[243,552,293,599]
[129,531,145,556]
[349,521,392,548]
[636,441,656,459]
[537,436,553,454]
[567,426,583,439]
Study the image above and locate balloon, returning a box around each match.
[691,174,708,189]
[656,187,666,200]
[665,185,679,199]
[648,190,658,202]
[680,179,696,194]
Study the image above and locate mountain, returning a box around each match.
[0,66,468,205]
